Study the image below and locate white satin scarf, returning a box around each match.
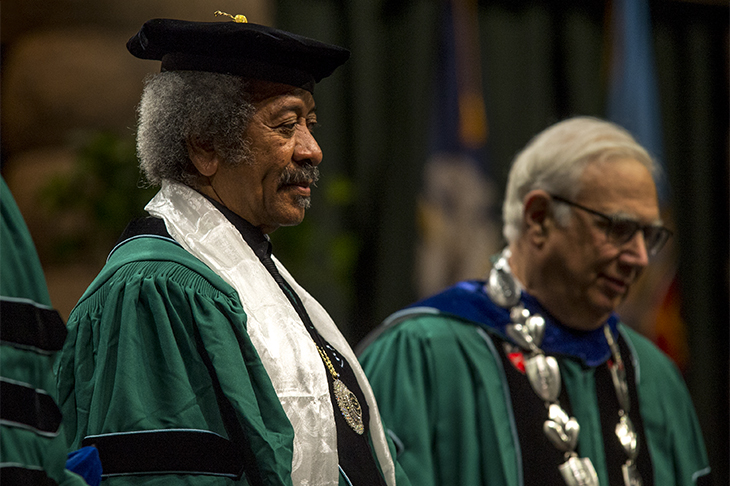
[146,181,396,486]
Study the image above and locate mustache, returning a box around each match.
[278,164,320,187]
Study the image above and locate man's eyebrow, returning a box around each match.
[275,102,317,116]
[612,211,662,225]
[611,211,640,220]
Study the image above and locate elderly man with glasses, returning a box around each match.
[358,117,711,486]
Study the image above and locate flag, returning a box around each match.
[415,0,502,297]
[607,0,688,370]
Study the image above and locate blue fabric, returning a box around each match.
[409,280,619,367]
[606,0,667,203]
[66,447,102,486]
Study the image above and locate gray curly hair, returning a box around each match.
[136,71,255,187]
[502,116,659,244]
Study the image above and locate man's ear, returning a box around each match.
[187,137,220,177]
[522,190,552,244]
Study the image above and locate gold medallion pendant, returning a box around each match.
[317,345,365,435]
[333,378,365,434]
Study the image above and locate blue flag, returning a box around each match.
[416,0,501,297]
[607,0,688,369]
[606,0,668,203]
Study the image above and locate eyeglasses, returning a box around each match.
[549,194,673,257]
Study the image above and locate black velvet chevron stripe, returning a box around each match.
[0,379,63,435]
[81,429,244,478]
[0,298,67,353]
[0,466,58,486]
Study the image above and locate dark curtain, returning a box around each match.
[274,0,728,480]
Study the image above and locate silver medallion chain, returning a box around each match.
[485,248,642,486]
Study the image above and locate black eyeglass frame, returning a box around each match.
[548,194,673,256]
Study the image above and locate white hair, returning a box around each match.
[502,116,658,244]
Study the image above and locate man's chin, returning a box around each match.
[294,195,312,209]
[268,198,309,230]
[277,206,307,227]
[585,290,623,323]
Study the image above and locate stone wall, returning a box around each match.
[1,0,273,319]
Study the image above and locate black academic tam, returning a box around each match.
[127,18,350,92]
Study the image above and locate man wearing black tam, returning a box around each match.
[56,16,409,486]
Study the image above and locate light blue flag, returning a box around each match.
[608,0,688,369]
[606,0,668,204]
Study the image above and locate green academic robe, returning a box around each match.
[1,177,88,486]
[359,292,711,486]
[56,234,402,485]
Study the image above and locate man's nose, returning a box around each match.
[620,230,650,268]
[294,125,323,166]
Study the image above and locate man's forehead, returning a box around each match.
[578,158,660,219]
[247,80,314,104]
[248,83,316,116]
[579,158,655,191]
